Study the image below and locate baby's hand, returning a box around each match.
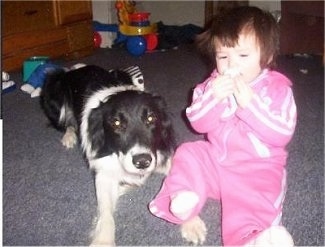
[233,78,254,108]
[211,75,235,102]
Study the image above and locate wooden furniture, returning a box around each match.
[280,1,324,55]
[204,1,248,26]
[2,1,94,72]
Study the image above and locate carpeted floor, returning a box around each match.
[2,45,324,246]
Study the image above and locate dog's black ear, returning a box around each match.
[153,95,176,149]
[87,105,105,156]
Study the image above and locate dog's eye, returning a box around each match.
[146,114,157,125]
[113,119,121,127]
[111,119,123,130]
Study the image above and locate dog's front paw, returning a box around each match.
[180,216,207,245]
[61,127,77,149]
[90,229,116,247]
[90,215,116,247]
[90,239,115,247]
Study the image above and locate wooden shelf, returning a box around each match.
[2,0,94,72]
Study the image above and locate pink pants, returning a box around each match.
[149,141,287,245]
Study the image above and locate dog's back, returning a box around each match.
[40,65,135,131]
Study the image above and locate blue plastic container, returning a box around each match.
[23,56,49,82]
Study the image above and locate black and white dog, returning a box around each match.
[40,65,175,245]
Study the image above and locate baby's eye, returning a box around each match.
[240,54,249,57]
[217,56,227,60]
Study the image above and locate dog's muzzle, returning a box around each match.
[132,153,152,169]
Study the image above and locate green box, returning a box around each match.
[23,56,49,82]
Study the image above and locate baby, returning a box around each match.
[149,6,297,246]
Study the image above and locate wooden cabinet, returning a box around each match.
[54,1,92,25]
[204,1,248,25]
[280,1,324,55]
[2,1,94,72]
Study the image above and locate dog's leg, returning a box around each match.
[91,172,120,246]
[180,216,207,245]
[61,126,77,149]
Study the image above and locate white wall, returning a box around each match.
[136,1,205,27]
[249,1,281,12]
[92,1,116,47]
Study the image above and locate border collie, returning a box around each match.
[40,65,175,245]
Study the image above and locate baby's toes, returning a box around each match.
[180,216,207,245]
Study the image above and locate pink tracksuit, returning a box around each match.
[149,69,297,245]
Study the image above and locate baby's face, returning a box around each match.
[215,33,263,84]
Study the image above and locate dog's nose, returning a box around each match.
[132,153,152,169]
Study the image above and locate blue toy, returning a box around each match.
[23,56,49,82]
[21,63,64,98]
[126,36,147,56]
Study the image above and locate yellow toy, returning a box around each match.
[115,0,157,37]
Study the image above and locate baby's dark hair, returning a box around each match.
[196,6,279,69]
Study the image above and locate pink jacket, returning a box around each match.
[186,69,297,164]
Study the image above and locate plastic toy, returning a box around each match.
[94,31,102,48]
[122,65,144,90]
[23,56,49,82]
[2,71,16,94]
[92,1,158,55]
[21,62,64,98]
[115,0,158,56]
[126,36,147,56]
[21,60,86,98]
[109,65,145,91]
[144,33,158,51]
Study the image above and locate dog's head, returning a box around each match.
[82,89,175,177]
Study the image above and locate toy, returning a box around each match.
[92,1,158,56]
[21,63,63,98]
[2,71,16,94]
[116,1,158,56]
[109,65,145,91]
[144,33,158,51]
[21,61,86,98]
[23,56,49,82]
[126,36,147,56]
[122,65,144,90]
[93,21,121,48]
[93,31,102,48]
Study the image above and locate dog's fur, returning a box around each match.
[40,65,175,245]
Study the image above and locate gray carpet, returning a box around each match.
[3,45,324,246]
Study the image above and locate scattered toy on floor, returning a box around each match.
[21,63,86,98]
[2,71,16,94]
[109,65,144,90]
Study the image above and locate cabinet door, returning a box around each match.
[3,1,56,36]
[205,1,248,25]
[54,0,92,25]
